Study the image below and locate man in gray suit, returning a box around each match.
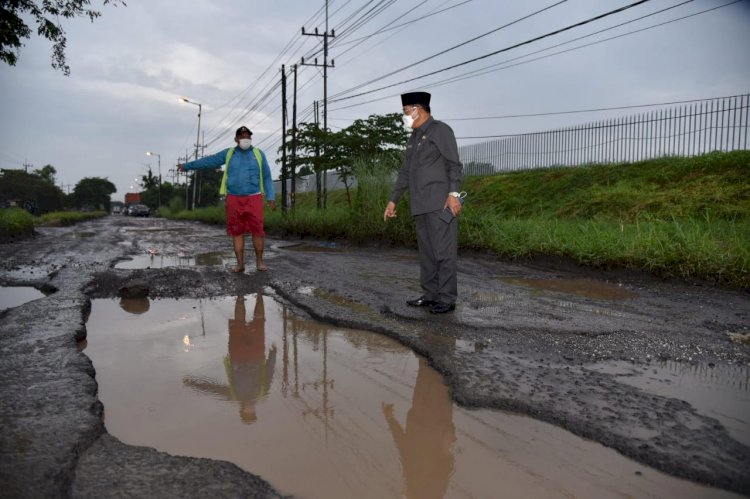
[384,91,463,313]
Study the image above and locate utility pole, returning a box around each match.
[192,103,202,209]
[185,149,190,210]
[23,160,33,173]
[197,130,205,205]
[301,0,335,208]
[291,63,298,209]
[281,64,288,213]
[314,100,321,209]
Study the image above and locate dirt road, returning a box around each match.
[1,215,748,497]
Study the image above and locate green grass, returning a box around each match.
[0,208,108,240]
[0,208,36,240]
[165,204,226,225]
[38,211,107,226]
[164,150,750,287]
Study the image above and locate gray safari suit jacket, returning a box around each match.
[390,116,463,215]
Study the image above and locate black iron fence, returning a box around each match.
[459,94,750,176]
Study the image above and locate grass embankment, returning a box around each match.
[0,209,108,241]
[163,151,750,287]
[0,208,36,240]
[37,211,108,226]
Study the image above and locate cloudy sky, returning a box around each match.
[1,0,748,199]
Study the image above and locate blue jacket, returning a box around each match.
[183,146,275,199]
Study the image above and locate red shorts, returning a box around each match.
[225,194,265,237]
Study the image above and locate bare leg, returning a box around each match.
[252,234,266,271]
[232,235,245,272]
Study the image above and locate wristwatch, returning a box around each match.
[448,192,460,198]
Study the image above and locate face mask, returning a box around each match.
[402,108,418,130]
[238,138,252,150]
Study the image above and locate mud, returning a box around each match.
[0,215,748,497]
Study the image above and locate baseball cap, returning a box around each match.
[235,126,253,137]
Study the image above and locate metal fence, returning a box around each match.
[276,94,750,195]
[459,93,750,176]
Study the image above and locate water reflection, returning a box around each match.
[85,295,740,499]
[184,295,276,424]
[119,297,150,314]
[0,286,46,310]
[382,357,455,499]
[114,251,234,269]
[502,277,637,300]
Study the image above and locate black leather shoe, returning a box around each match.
[430,302,456,314]
[406,296,437,307]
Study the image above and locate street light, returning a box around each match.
[146,151,161,209]
[179,97,202,210]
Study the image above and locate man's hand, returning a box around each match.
[383,201,397,222]
[445,195,462,216]
[267,200,277,211]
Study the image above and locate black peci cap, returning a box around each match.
[235,126,253,137]
[400,91,431,107]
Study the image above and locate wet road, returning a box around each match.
[1,215,748,497]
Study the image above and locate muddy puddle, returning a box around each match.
[587,360,750,446]
[0,286,45,310]
[115,251,235,270]
[502,277,637,300]
[83,294,741,499]
[277,242,342,252]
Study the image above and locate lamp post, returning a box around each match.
[179,97,202,210]
[146,151,161,209]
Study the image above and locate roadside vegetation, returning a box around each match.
[150,151,750,287]
[0,208,107,241]
[38,211,108,226]
[0,208,36,240]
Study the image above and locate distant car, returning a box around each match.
[129,204,150,217]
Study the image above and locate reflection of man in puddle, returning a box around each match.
[382,357,456,499]
[183,294,276,424]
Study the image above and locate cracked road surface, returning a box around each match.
[1,215,748,497]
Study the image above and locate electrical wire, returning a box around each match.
[331,0,653,103]
[430,0,744,93]
[326,0,736,113]
[330,0,568,100]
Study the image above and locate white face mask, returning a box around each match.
[238,138,252,150]
[402,107,418,130]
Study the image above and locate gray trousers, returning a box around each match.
[414,210,458,304]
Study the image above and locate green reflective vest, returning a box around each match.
[220,147,265,196]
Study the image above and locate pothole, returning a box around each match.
[83,294,735,499]
[277,242,342,252]
[587,360,750,446]
[115,251,235,269]
[0,286,46,311]
[502,277,638,300]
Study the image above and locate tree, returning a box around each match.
[141,168,158,190]
[0,0,126,76]
[0,168,65,214]
[279,113,407,207]
[35,164,57,184]
[69,177,116,212]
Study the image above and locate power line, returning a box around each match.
[333,0,468,50]
[331,0,653,103]
[330,0,568,100]
[416,0,699,90]
[193,4,330,149]
[204,0,398,152]
[327,0,736,113]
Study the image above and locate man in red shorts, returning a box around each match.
[178,126,276,272]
